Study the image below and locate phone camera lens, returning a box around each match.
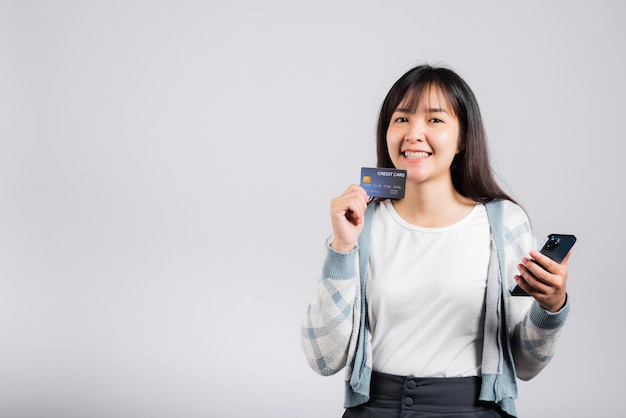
[545,237,560,250]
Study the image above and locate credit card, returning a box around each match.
[360,167,406,199]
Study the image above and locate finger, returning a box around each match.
[517,269,567,312]
[513,273,548,297]
[519,255,568,297]
[335,198,365,225]
[517,262,551,295]
[528,251,559,273]
[337,184,368,205]
[344,186,368,213]
[527,251,568,283]
[331,185,368,224]
[345,184,368,208]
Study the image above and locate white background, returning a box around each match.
[1,1,624,417]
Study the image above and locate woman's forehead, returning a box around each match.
[398,84,453,112]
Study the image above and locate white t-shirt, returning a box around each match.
[367,200,491,377]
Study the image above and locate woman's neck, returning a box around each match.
[391,182,476,227]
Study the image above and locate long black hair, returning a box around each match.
[376,64,515,204]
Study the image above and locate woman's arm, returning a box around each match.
[301,243,360,376]
[503,201,571,380]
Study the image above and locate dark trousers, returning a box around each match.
[342,371,507,418]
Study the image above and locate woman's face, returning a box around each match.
[386,87,461,187]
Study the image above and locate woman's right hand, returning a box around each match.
[329,184,369,252]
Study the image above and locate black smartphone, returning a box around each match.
[511,233,577,296]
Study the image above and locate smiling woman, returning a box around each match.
[386,88,461,193]
[376,66,512,207]
[301,65,574,418]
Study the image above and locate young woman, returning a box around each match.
[301,65,572,417]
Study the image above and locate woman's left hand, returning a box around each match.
[515,250,572,313]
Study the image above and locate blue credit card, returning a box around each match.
[360,167,406,199]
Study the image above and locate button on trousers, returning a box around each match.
[342,371,507,418]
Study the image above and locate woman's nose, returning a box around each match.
[404,122,425,142]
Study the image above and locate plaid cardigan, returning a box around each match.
[301,199,570,417]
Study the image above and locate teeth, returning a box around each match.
[404,151,429,158]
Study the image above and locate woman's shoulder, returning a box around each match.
[501,199,526,215]
[498,199,533,237]
[485,199,531,229]
[498,199,536,257]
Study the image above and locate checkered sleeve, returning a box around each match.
[301,241,359,376]
[502,201,571,381]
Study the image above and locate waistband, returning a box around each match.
[369,371,492,413]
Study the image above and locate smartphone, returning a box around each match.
[511,233,577,296]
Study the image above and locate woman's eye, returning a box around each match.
[429,117,443,123]
[394,117,408,123]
